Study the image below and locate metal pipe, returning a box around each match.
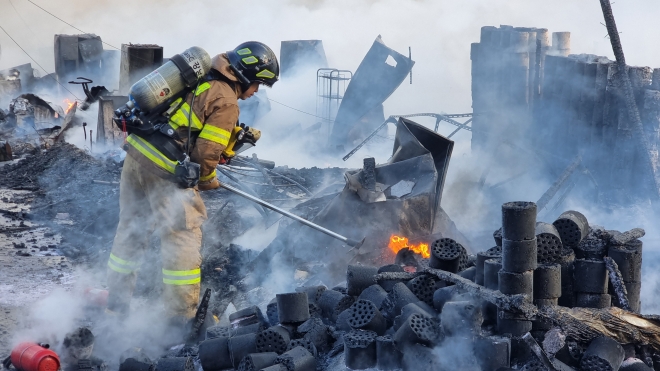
[218,181,364,247]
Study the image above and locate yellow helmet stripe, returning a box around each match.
[256,69,275,79]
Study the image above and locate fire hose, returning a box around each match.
[216,167,365,248]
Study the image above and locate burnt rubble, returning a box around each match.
[90,200,652,371]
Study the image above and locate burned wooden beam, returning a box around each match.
[599,0,660,200]
[426,269,538,318]
[611,228,645,245]
[536,155,581,211]
[539,306,660,353]
[604,256,631,312]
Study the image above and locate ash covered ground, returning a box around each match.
[0,141,348,357]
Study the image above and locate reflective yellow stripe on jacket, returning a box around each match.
[107,253,139,274]
[198,125,231,146]
[168,82,211,130]
[126,134,177,174]
[162,268,201,285]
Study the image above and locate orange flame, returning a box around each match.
[388,234,430,259]
[64,99,75,114]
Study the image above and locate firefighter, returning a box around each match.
[105,42,279,325]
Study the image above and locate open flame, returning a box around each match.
[388,234,430,259]
[64,99,75,114]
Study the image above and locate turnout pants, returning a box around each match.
[106,154,207,319]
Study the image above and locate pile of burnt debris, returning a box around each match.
[0,142,346,268]
[82,201,649,371]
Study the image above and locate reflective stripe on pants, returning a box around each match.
[107,253,139,274]
[162,268,201,285]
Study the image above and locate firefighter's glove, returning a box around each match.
[198,177,220,191]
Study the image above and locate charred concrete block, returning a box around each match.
[501,201,537,241]
[256,326,291,355]
[287,338,318,358]
[260,365,286,371]
[318,289,354,322]
[620,359,654,371]
[406,274,439,307]
[553,210,589,247]
[558,248,576,307]
[502,239,537,273]
[608,244,642,283]
[344,330,378,370]
[229,306,269,328]
[118,350,153,371]
[441,301,483,337]
[119,359,153,371]
[228,333,258,368]
[376,335,402,370]
[393,313,441,352]
[576,293,611,309]
[476,246,502,285]
[497,310,532,337]
[432,286,459,312]
[154,357,193,371]
[459,266,477,282]
[535,222,563,264]
[574,259,608,294]
[381,282,421,320]
[206,325,231,340]
[347,265,378,296]
[267,298,279,326]
[277,292,310,324]
[237,352,278,371]
[233,323,267,337]
[297,318,331,352]
[347,299,387,335]
[474,336,511,371]
[295,285,326,305]
[494,228,503,247]
[393,302,436,331]
[533,263,561,299]
[357,284,388,309]
[484,258,503,291]
[520,359,547,371]
[498,270,533,297]
[401,343,441,371]
[275,346,316,371]
[533,298,558,307]
[377,264,406,292]
[580,336,624,371]
[335,309,352,332]
[576,236,608,260]
[430,238,465,272]
[199,337,231,371]
[307,303,321,319]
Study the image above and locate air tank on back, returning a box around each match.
[128,46,212,112]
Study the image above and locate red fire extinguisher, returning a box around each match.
[83,288,109,307]
[9,342,60,371]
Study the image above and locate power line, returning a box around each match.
[0,24,79,99]
[7,0,37,36]
[25,0,122,52]
[268,98,334,122]
[22,0,331,120]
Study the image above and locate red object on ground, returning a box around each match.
[83,288,109,307]
[10,342,60,371]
